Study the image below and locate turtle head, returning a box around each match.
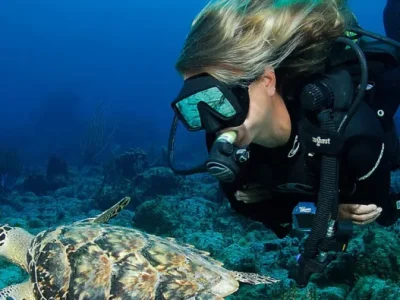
[0,225,34,271]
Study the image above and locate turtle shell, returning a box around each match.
[27,223,238,300]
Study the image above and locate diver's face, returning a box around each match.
[218,69,289,148]
[183,69,289,148]
[222,75,277,147]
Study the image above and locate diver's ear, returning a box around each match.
[260,68,277,97]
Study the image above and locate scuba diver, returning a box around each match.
[168,0,400,286]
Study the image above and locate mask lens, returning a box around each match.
[175,87,238,130]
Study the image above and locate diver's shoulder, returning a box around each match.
[342,101,385,140]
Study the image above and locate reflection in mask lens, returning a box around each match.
[175,87,237,130]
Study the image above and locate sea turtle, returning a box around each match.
[0,197,279,300]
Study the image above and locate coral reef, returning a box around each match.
[103,148,149,185]
[46,154,69,190]
[22,155,70,195]
[133,167,182,202]
[22,174,48,195]
[80,101,117,167]
[1,146,400,299]
[0,149,22,191]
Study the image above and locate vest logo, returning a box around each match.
[299,206,312,213]
[312,136,330,147]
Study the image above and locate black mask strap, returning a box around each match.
[167,115,207,175]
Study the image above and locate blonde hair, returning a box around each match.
[176,0,351,87]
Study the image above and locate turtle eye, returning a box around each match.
[0,232,5,246]
[0,226,12,246]
[3,226,12,232]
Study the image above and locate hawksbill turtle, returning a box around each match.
[0,197,279,300]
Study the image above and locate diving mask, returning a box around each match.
[170,73,249,133]
[168,73,251,179]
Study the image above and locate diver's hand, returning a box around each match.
[234,183,271,203]
[338,204,382,225]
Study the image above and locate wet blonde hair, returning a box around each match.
[176,0,351,87]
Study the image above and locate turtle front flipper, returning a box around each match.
[0,281,35,300]
[231,271,280,285]
[93,196,131,223]
[75,196,131,225]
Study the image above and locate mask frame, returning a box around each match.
[171,73,249,132]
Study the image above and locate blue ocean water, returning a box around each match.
[0,1,399,299]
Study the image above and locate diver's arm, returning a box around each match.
[220,181,292,237]
[340,137,397,226]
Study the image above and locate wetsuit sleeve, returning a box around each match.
[341,137,397,226]
[219,182,292,237]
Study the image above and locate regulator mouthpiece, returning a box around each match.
[205,131,249,183]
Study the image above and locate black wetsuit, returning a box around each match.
[206,70,400,238]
